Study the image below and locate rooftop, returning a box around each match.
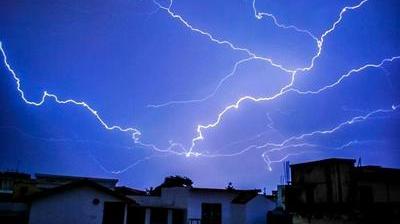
[290,158,356,168]
[35,173,118,185]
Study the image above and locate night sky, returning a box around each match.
[1,0,400,191]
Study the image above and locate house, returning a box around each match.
[1,172,276,224]
[129,186,276,224]
[28,180,138,224]
[1,172,134,224]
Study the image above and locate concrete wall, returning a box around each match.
[29,186,124,224]
[186,191,237,224]
[358,181,400,203]
[245,195,275,224]
[130,187,189,208]
[231,204,246,224]
[132,188,275,224]
[291,162,354,204]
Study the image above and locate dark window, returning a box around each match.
[102,202,125,224]
[201,203,221,224]
[150,208,168,224]
[172,209,185,224]
[127,206,146,224]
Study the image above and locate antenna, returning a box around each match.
[286,161,291,184]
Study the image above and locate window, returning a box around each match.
[102,202,125,224]
[172,209,185,224]
[201,203,221,224]
[150,208,168,224]
[0,180,13,193]
[127,206,146,224]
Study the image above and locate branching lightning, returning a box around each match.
[1,0,399,174]
[187,55,399,157]
[150,0,394,158]
[149,0,368,108]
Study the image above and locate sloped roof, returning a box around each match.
[115,186,147,196]
[35,173,118,185]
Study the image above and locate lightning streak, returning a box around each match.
[262,139,387,171]
[1,0,398,173]
[252,0,319,42]
[199,103,398,164]
[187,55,399,156]
[260,105,399,170]
[264,105,399,152]
[150,0,368,108]
[91,153,172,175]
[151,0,373,156]
[0,41,186,156]
[147,56,256,108]
[0,42,142,140]
[152,0,295,73]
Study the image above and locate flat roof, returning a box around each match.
[290,158,356,167]
[190,187,260,194]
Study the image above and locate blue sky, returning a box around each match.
[1,0,399,191]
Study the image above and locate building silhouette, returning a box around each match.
[275,158,400,224]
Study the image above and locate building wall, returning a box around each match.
[131,188,275,224]
[231,204,246,224]
[358,181,400,203]
[245,195,275,224]
[29,186,125,224]
[330,163,353,203]
[291,161,354,205]
[388,184,400,202]
[130,187,189,209]
[132,188,238,223]
[187,191,237,224]
[161,187,189,208]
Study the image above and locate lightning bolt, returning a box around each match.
[149,0,375,157]
[1,0,398,175]
[265,105,399,152]
[0,42,142,140]
[252,0,319,42]
[90,153,172,175]
[146,56,256,108]
[199,104,399,170]
[260,105,399,170]
[149,0,368,108]
[187,55,399,157]
[0,41,187,156]
[262,139,387,171]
